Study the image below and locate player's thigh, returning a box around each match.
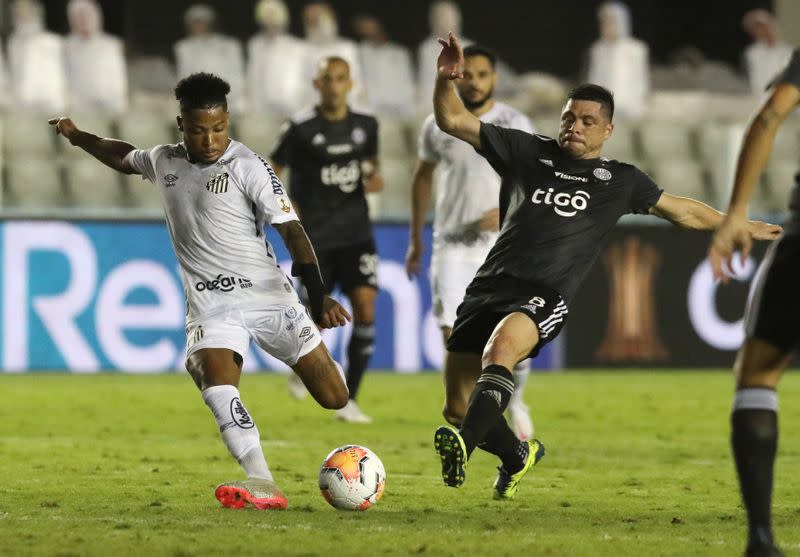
[348,285,377,323]
[483,312,541,370]
[292,342,348,409]
[184,314,250,389]
[443,350,483,424]
[734,337,791,389]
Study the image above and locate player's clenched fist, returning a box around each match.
[48,117,81,143]
[316,296,352,329]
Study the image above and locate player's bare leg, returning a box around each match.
[731,338,789,557]
[291,342,349,410]
[187,348,287,510]
[336,285,377,423]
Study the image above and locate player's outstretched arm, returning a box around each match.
[433,32,481,149]
[405,160,436,278]
[708,82,800,282]
[650,193,781,237]
[48,117,138,174]
[274,220,351,329]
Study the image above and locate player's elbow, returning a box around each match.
[434,112,458,135]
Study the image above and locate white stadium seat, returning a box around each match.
[4,112,58,157]
[63,113,115,159]
[123,173,163,210]
[234,114,284,159]
[378,115,411,158]
[639,121,694,161]
[65,158,124,208]
[118,112,173,151]
[378,158,414,221]
[5,157,65,208]
[651,160,711,203]
[603,125,638,163]
[766,160,798,213]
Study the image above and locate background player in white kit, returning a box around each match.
[49,73,351,510]
[405,45,535,439]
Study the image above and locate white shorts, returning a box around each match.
[185,302,321,366]
[430,243,490,328]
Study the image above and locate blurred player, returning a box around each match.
[49,73,351,510]
[406,44,535,440]
[432,33,782,500]
[708,50,800,557]
[271,56,383,423]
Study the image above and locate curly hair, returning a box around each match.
[174,72,230,111]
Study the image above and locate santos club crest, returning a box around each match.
[206,172,229,194]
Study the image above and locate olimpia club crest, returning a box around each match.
[206,172,229,194]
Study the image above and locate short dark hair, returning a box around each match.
[463,44,497,68]
[174,72,230,111]
[566,83,615,121]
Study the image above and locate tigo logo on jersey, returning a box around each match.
[205,173,229,194]
[321,161,361,193]
[531,188,590,217]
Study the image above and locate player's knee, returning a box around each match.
[320,385,349,410]
[482,334,517,367]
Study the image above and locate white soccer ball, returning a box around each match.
[318,445,386,511]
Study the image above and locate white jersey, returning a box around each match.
[418,102,534,253]
[126,140,300,321]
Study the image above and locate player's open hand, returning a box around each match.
[748,219,782,241]
[317,296,352,329]
[709,215,754,283]
[405,240,424,279]
[48,117,81,144]
[437,31,464,80]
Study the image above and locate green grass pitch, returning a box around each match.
[1,371,799,556]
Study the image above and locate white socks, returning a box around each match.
[201,385,272,481]
[510,361,529,405]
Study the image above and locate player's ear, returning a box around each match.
[604,121,614,141]
[176,115,183,131]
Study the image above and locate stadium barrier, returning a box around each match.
[0,220,561,373]
[565,225,771,367]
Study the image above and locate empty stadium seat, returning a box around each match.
[118,112,173,150]
[603,125,638,162]
[234,114,284,158]
[65,158,125,208]
[378,115,412,158]
[378,158,414,221]
[63,113,115,159]
[766,160,798,213]
[5,157,65,208]
[531,115,559,139]
[123,173,163,210]
[650,160,713,204]
[639,121,694,161]
[4,112,58,158]
[770,122,800,161]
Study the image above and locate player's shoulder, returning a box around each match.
[220,140,271,173]
[349,106,378,127]
[287,106,318,128]
[149,143,188,162]
[602,158,652,181]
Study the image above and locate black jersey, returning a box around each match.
[270,107,378,251]
[474,122,663,303]
[771,48,800,233]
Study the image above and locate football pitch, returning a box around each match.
[1,371,799,557]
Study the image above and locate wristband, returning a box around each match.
[292,262,325,321]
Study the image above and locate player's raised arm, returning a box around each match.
[433,32,481,149]
[273,220,351,329]
[48,117,139,174]
[708,82,800,281]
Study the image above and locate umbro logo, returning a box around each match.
[206,172,229,194]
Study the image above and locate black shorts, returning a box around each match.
[446,275,568,359]
[746,234,800,352]
[314,238,379,294]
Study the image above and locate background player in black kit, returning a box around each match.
[271,56,383,424]
[708,49,800,557]
[431,33,783,501]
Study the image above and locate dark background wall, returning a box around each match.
[39,0,773,77]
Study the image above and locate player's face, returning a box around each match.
[457,55,496,110]
[177,106,230,164]
[558,99,613,159]
[314,60,353,109]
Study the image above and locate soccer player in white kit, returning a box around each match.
[405,45,536,440]
[49,73,351,510]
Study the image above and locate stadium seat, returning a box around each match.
[4,112,58,158]
[5,157,65,208]
[766,160,798,214]
[378,158,414,221]
[650,160,712,203]
[378,115,412,158]
[118,112,173,151]
[769,121,800,161]
[65,158,125,208]
[531,115,559,139]
[63,113,115,159]
[639,121,694,161]
[603,125,638,163]
[123,173,163,211]
[234,114,284,159]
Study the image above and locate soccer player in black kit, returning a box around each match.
[431,33,782,501]
[708,49,800,557]
[271,56,383,423]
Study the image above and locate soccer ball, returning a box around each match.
[318,445,386,510]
